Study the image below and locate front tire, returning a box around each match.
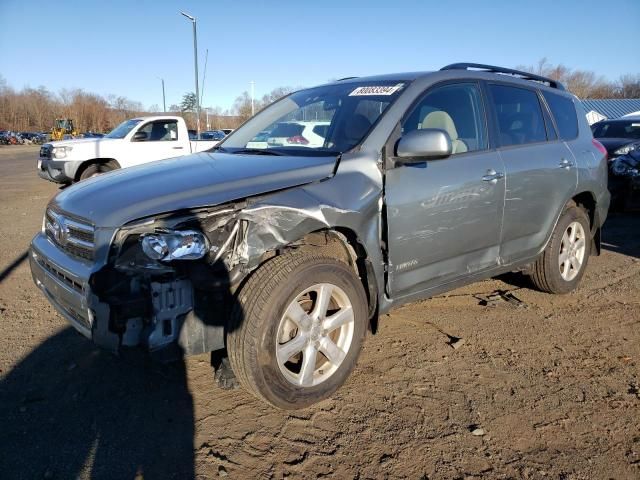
[227,253,368,409]
[78,161,116,181]
[530,204,591,294]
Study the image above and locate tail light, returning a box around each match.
[592,138,608,158]
[287,135,309,145]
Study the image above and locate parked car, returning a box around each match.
[37,116,220,184]
[245,130,271,147]
[269,121,329,148]
[30,63,610,409]
[82,132,105,139]
[19,132,47,145]
[199,130,226,141]
[591,118,640,158]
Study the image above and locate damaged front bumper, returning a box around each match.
[30,232,224,358]
[30,232,117,349]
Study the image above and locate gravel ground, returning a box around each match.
[0,146,638,480]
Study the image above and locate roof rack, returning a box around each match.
[440,63,565,90]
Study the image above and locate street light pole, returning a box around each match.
[181,11,200,135]
[161,78,166,112]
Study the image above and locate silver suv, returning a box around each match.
[30,63,610,409]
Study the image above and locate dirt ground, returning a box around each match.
[0,145,638,480]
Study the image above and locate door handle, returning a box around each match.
[558,158,574,169]
[172,146,184,150]
[482,169,505,183]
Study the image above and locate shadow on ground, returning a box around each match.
[0,328,195,480]
[0,250,28,284]
[601,212,640,259]
[496,212,640,289]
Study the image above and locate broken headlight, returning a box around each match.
[140,230,210,261]
[610,158,640,177]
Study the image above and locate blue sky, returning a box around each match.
[1,0,638,111]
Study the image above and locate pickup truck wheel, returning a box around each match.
[530,205,591,294]
[227,253,368,409]
[78,162,115,181]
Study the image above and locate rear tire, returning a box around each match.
[530,205,591,294]
[78,161,116,181]
[227,253,368,409]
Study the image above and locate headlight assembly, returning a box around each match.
[141,230,209,261]
[613,144,637,156]
[52,146,73,159]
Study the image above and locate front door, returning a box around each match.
[385,82,505,297]
[127,119,182,166]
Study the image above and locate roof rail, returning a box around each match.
[336,76,358,81]
[440,63,565,90]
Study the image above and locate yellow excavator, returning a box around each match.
[50,118,78,141]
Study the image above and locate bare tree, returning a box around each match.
[233,86,296,121]
[516,58,621,98]
[617,74,640,98]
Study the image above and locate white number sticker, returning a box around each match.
[349,83,404,96]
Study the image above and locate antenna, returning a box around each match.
[200,48,209,108]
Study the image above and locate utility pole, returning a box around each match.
[250,81,255,116]
[181,11,200,135]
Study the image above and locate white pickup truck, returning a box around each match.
[37,116,219,184]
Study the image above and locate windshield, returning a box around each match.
[105,119,142,139]
[220,80,408,155]
[592,120,640,140]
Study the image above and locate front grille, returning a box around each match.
[40,145,52,159]
[67,226,93,243]
[37,255,84,293]
[45,209,96,261]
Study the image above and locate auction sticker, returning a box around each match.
[349,83,404,96]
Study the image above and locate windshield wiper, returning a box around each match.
[230,148,284,156]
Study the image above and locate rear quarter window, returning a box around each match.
[543,92,578,140]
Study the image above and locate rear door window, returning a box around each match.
[489,84,547,147]
[543,92,579,140]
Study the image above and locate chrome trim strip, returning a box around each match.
[65,236,94,249]
[65,217,95,233]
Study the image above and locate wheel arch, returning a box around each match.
[280,227,380,329]
[530,189,602,268]
[74,158,121,182]
[571,190,601,256]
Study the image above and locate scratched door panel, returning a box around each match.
[385,149,505,296]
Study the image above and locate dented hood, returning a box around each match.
[52,151,337,227]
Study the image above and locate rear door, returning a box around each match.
[385,82,506,296]
[487,84,577,264]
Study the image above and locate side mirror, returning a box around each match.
[396,129,452,162]
[132,131,148,141]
